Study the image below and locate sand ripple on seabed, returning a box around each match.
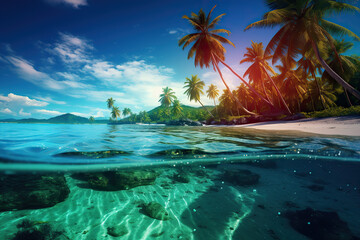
[0,167,258,240]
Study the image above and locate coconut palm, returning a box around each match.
[275,58,306,112]
[245,0,360,100]
[122,108,132,118]
[179,6,275,115]
[240,41,291,114]
[309,77,337,109]
[219,89,235,116]
[171,99,183,118]
[111,106,121,121]
[107,98,115,109]
[184,75,214,117]
[322,39,360,106]
[206,84,220,114]
[159,87,176,107]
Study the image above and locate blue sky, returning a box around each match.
[0,0,359,119]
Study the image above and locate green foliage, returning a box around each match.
[304,106,360,118]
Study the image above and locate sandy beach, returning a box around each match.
[236,116,360,137]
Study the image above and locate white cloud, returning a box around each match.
[19,108,31,117]
[36,109,64,116]
[0,108,13,114]
[84,61,123,83]
[0,93,48,107]
[46,0,87,8]
[51,33,92,63]
[169,30,177,34]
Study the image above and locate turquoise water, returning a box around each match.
[0,123,359,239]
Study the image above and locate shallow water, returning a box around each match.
[0,123,359,240]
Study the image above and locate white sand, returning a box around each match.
[237,116,360,137]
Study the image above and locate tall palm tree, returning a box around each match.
[275,58,306,112]
[171,99,183,118]
[107,98,115,109]
[245,0,360,100]
[206,84,220,114]
[158,87,176,107]
[122,108,132,118]
[322,39,360,106]
[309,77,337,109]
[184,75,214,117]
[111,106,121,121]
[219,89,235,116]
[179,6,275,115]
[240,41,291,114]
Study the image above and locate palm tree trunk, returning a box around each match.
[344,89,353,107]
[213,99,218,115]
[262,67,292,115]
[311,73,326,110]
[211,53,256,116]
[197,98,214,118]
[213,53,275,108]
[311,41,360,100]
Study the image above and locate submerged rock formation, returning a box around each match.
[222,169,260,186]
[0,174,70,212]
[140,202,171,220]
[285,208,359,240]
[73,169,159,191]
[107,225,129,237]
[12,219,65,240]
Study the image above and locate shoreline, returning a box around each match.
[233,116,360,137]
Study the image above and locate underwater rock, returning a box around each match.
[107,225,129,237]
[222,169,260,186]
[54,150,130,159]
[73,170,159,191]
[171,170,190,183]
[0,174,70,212]
[166,119,202,126]
[140,202,170,220]
[285,208,359,240]
[12,220,64,240]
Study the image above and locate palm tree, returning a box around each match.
[184,75,214,117]
[309,77,337,109]
[322,39,360,106]
[171,99,183,118]
[240,41,291,114]
[206,84,220,114]
[179,6,275,115]
[111,106,121,121]
[219,89,235,116]
[245,0,360,100]
[107,98,115,109]
[159,87,176,107]
[122,108,132,118]
[275,58,306,112]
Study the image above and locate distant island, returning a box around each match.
[0,105,213,124]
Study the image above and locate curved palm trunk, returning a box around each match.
[311,41,360,100]
[213,53,275,109]
[344,89,353,107]
[262,68,292,115]
[211,53,256,116]
[197,98,214,118]
[311,72,326,110]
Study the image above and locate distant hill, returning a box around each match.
[47,113,89,123]
[0,113,90,124]
[0,105,215,124]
